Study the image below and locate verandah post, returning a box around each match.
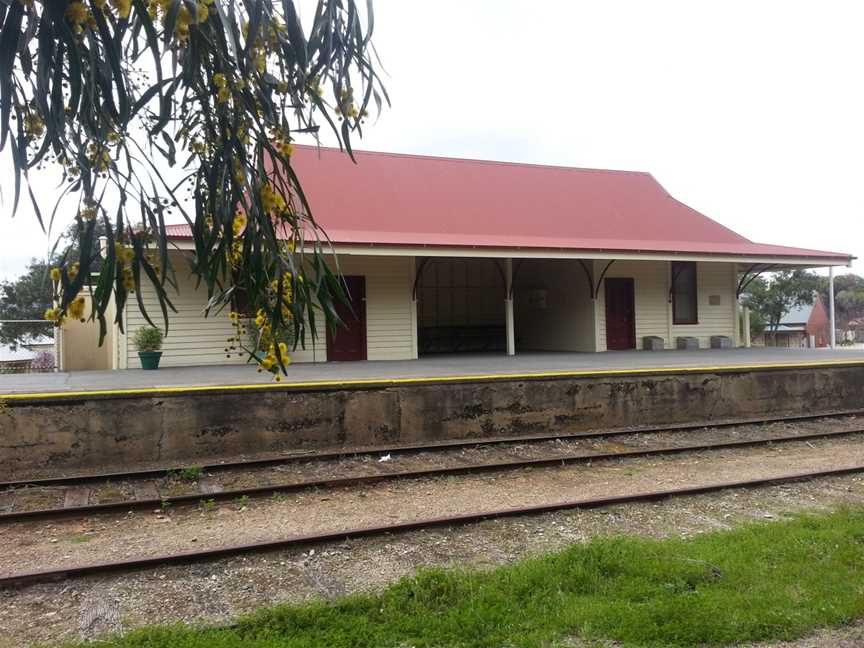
[505,258,515,356]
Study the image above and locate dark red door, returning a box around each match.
[604,277,635,350]
[326,276,367,361]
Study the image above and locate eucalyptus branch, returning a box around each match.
[0,0,387,372]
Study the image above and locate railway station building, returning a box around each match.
[98,146,853,369]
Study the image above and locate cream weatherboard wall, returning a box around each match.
[594,260,736,351]
[670,262,737,348]
[336,254,416,361]
[121,252,416,368]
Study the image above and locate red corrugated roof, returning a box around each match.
[165,146,852,262]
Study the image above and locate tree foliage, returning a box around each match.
[817,273,864,328]
[0,258,54,348]
[741,269,821,339]
[0,0,386,373]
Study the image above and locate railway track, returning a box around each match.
[3,463,864,588]
[1,421,862,523]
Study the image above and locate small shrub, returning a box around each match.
[133,326,163,352]
[179,466,203,482]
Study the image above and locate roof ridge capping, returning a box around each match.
[291,143,653,177]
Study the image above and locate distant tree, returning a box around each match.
[0,259,54,349]
[816,273,864,328]
[742,270,821,342]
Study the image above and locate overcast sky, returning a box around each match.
[2,0,862,281]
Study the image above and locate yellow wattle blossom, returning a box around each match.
[44,308,62,324]
[232,211,247,235]
[122,267,135,292]
[174,5,193,44]
[114,243,135,264]
[254,308,267,328]
[87,142,112,172]
[65,2,89,31]
[260,182,286,214]
[68,263,80,281]
[24,113,44,138]
[254,50,266,75]
[50,267,61,282]
[68,296,86,321]
[233,161,247,184]
[110,0,132,19]
[229,240,243,265]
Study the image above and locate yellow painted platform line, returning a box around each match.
[1,358,863,402]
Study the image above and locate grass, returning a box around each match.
[60,508,864,648]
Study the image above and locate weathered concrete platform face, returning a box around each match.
[2,365,863,478]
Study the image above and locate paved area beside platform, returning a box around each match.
[1,347,864,396]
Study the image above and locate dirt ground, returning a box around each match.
[1,432,863,646]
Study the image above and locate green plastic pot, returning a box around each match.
[138,351,163,370]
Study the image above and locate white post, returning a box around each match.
[54,323,64,372]
[733,299,741,347]
[505,258,515,356]
[743,307,751,348]
[829,266,836,349]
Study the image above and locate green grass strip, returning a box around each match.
[62,508,864,648]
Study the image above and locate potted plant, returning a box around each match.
[134,326,164,370]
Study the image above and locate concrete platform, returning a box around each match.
[1,347,864,397]
[4,347,864,478]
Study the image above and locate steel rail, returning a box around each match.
[3,408,862,490]
[3,463,864,588]
[2,426,862,524]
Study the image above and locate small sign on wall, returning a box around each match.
[528,288,548,309]
[709,294,722,306]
